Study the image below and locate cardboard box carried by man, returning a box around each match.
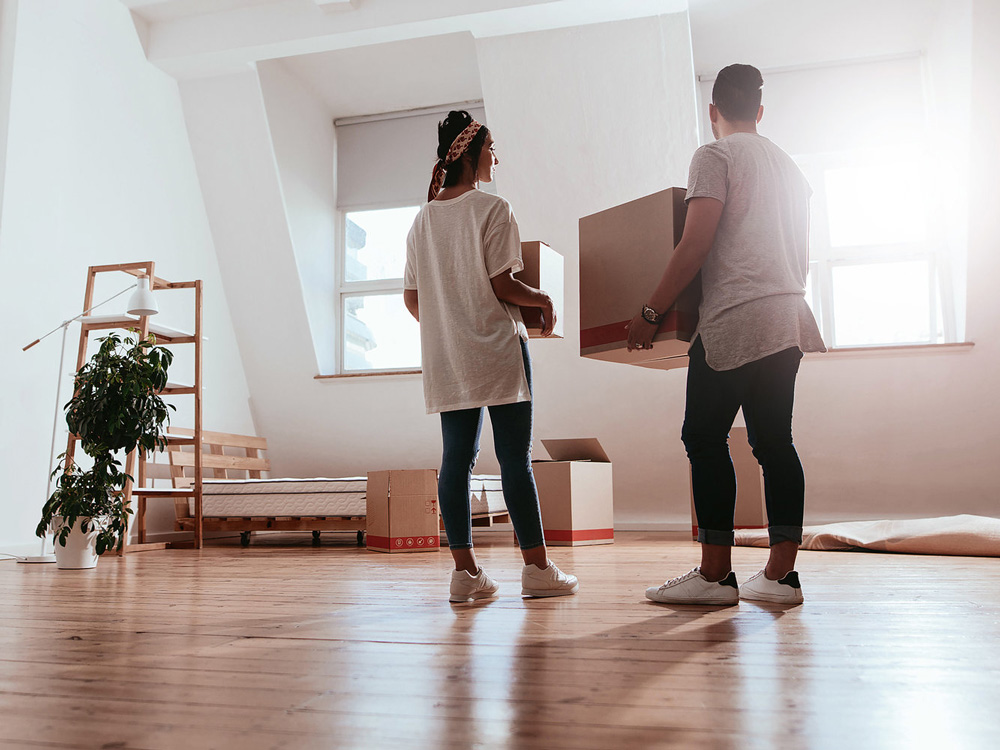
[579,187,699,370]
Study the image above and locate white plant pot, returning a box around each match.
[52,516,103,570]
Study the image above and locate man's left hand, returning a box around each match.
[626,313,657,352]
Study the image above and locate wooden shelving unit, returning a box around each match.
[64,262,204,554]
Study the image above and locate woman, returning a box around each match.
[403,110,578,603]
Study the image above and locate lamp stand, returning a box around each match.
[20,283,141,564]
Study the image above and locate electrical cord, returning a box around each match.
[0,552,26,561]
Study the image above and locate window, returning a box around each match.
[796,150,949,348]
[334,102,489,374]
[340,206,421,372]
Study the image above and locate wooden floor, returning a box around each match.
[2,532,999,750]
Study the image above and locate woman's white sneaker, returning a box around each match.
[739,569,804,604]
[449,568,500,603]
[645,567,739,605]
[521,562,579,597]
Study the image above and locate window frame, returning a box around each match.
[335,199,423,375]
[794,151,953,349]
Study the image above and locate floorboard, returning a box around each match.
[1,531,998,749]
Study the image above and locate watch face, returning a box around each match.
[642,307,659,324]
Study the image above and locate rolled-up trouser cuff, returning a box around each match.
[697,527,735,546]
[448,543,474,551]
[768,525,803,546]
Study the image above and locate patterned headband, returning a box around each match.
[427,121,484,202]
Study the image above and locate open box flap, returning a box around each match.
[539,438,610,463]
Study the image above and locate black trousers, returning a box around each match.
[681,336,805,547]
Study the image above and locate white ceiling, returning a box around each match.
[121,0,947,118]
[276,32,484,121]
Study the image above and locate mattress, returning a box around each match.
[191,475,507,518]
[195,477,367,518]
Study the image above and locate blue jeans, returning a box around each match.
[438,339,545,550]
[682,336,805,547]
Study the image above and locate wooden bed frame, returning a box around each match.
[140,430,510,548]
[141,429,366,547]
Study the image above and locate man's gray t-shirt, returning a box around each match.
[685,132,826,370]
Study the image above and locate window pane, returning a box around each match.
[343,294,421,371]
[832,261,930,347]
[804,262,819,320]
[345,206,420,282]
[824,161,927,248]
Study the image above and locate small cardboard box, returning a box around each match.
[532,438,614,546]
[514,240,564,339]
[366,469,441,553]
[578,187,700,370]
[690,427,767,539]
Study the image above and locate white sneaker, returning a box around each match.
[521,562,579,598]
[739,569,804,604]
[449,568,500,603]
[645,568,739,605]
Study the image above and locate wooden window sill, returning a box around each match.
[315,369,422,380]
[809,342,974,357]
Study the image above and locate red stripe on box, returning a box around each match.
[366,535,440,550]
[580,311,695,348]
[544,528,615,543]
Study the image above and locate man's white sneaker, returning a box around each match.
[521,562,579,598]
[645,568,739,605]
[739,569,803,604]
[449,568,500,603]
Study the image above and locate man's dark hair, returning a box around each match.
[437,110,490,187]
[712,64,764,121]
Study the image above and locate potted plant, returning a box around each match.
[37,331,174,568]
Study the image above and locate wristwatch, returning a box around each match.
[641,305,663,325]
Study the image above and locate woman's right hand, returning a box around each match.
[540,295,556,337]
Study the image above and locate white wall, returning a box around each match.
[257,59,339,374]
[926,0,973,342]
[178,8,999,530]
[474,14,702,526]
[0,0,255,552]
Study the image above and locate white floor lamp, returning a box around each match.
[19,274,159,564]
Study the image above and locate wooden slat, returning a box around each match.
[209,443,228,480]
[169,428,268,451]
[168,452,270,473]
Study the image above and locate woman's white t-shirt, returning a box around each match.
[404,190,530,414]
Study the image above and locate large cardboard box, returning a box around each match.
[366,470,441,553]
[532,438,614,546]
[578,187,700,370]
[514,241,564,339]
[689,427,767,539]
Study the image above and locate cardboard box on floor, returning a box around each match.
[532,438,614,546]
[690,426,767,540]
[515,240,564,339]
[366,470,441,553]
[578,187,699,370]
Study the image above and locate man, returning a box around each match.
[627,63,826,605]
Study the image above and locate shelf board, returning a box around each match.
[79,315,195,343]
[162,434,197,446]
[130,487,196,497]
[161,382,197,395]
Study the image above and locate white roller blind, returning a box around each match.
[698,56,926,155]
[336,105,488,209]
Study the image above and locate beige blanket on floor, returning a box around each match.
[734,514,1000,557]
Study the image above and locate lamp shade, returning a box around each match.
[126,275,159,316]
